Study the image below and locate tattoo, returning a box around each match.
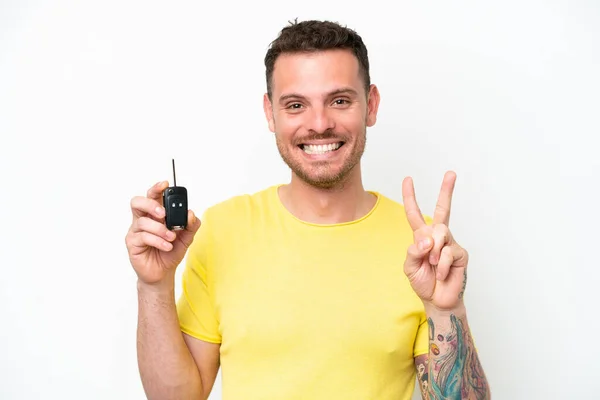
[415,354,430,400]
[426,314,489,399]
[458,270,467,299]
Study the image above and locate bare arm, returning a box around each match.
[137,279,220,400]
[419,304,490,400]
[401,173,491,399]
[127,181,220,399]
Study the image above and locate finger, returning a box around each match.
[128,230,173,254]
[134,216,177,243]
[436,244,468,281]
[175,210,202,249]
[404,236,433,278]
[147,180,170,201]
[428,224,450,266]
[186,210,201,233]
[433,171,457,226]
[402,176,426,231]
[130,196,166,220]
[436,246,454,281]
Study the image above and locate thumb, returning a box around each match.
[177,210,202,249]
[404,236,433,277]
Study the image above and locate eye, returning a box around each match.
[286,103,303,109]
[332,98,350,106]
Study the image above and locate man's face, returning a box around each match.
[264,49,380,189]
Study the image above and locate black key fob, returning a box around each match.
[162,159,188,231]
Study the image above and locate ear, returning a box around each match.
[263,93,275,133]
[366,84,381,127]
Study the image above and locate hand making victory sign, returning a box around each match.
[402,171,469,311]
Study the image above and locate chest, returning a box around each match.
[212,236,423,363]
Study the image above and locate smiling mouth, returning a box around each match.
[299,142,345,155]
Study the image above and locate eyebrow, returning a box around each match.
[278,87,359,105]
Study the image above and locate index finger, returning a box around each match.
[130,196,165,220]
[147,180,169,201]
[433,171,457,226]
[402,176,426,231]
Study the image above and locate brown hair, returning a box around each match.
[264,19,371,100]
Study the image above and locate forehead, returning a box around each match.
[271,49,362,97]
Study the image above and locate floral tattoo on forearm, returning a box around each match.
[427,314,489,399]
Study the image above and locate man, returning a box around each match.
[125,19,491,400]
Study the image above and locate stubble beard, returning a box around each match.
[275,129,367,189]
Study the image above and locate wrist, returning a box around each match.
[423,301,467,318]
[137,276,175,295]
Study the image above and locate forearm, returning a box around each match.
[424,303,490,400]
[137,279,203,400]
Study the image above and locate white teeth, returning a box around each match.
[302,142,342,155]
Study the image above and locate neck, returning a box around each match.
[278,165,377,224]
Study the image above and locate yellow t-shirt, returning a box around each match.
[177,185,430,400]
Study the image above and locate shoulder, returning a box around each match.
[373,191,406,214]
[371,191,433,225]
[201,185,278,226]
[187,185,279,259]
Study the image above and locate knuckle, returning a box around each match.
[124,231,131,246]
[416,225,432,236]
[432,224,450,244]
[141,231,155,246]
[147,183,163,199]
[435,203,448,214]
[434,223,449,234]
[137,216,149,231]
[137,231,148,246]
[139,216,163,235]
[150,233,162,247]
[405,209,421,219]
[406,244,418,257]
[131,196,151,214]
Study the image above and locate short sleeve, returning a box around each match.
[413,312,430,357]
[176,210,222,344]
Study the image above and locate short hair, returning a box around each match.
[264,19,371,99]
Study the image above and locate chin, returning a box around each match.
[294,161,359,189]
[298,173,344,188]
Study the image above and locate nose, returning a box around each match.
[307,105,336,134]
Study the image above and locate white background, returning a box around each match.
[1,0,598,399]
